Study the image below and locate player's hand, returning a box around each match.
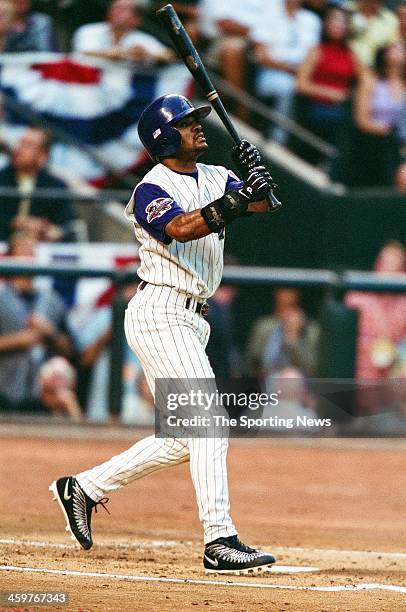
[261,168,278,191]
[232,141,278,190]
[232,140,261,175]
[238,166,270,202]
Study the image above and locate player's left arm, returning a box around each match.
[165,195,269,242]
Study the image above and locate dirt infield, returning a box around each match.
[1,425,406,611]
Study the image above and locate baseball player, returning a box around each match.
[50,94,276,574]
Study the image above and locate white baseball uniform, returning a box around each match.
[76,162,243,544]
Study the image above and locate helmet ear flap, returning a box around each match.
[156,124,182,159]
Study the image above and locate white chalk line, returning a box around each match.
[274,546,406,560]
[1,565,406,593]
[0,538,181,550]
[0,539,318,574]
[2,538,406,560]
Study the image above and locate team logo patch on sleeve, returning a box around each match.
[146,197,173,223]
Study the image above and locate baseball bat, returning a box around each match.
[156,3,282,212]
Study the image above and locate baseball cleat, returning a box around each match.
[49,476,109,550]
[203,535,275,575]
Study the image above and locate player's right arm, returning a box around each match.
[134,169,269,244]
[132,182,209,244]
[133,182,212,243]
[166,209,212,242]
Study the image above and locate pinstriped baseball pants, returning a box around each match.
[77,284,237,544]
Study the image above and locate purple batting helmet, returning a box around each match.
[137,94,211,161]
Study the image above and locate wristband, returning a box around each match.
[201,191,248,233]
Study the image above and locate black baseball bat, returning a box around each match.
[156,3,282,212]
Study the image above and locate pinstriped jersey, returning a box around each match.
[125,162,241,299]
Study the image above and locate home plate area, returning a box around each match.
[1,538,406,603]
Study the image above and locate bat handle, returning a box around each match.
[266,190,282,213]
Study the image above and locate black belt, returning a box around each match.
[185,296,209,317]
[138,281,209,317]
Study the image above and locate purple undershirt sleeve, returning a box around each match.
[134,183,185,244]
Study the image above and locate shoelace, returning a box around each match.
[93,497,110,515]
[228,536,256,554]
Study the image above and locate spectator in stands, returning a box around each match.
[346,240,406,382]
[395,91,406,189]
[396,159,406,188]
[296,4,360,161]
[72,0,174,64]
[165,1,200,44]
[262,366,318,426]
[252,0,321,143]
[344,0,399,66]
[246,287,320,379]
[197,0,268,109]
[38,355,82,421]
[73,280,153,423]
[0,0,18,51]
[351,42,405,186]
[0,230,80,418]
[395,3,406,189]
[150,2,200,45]
[7,0,58,51]
[206,283,242,379]
[0,127,77,242]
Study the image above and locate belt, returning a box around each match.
[185,296,209,317]
[138,281,209,317]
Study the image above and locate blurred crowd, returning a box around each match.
[0,0,404,424]
[0,227,155,423]
[0,0,404,187]
[0,126,404,422]
[194,0,406,189]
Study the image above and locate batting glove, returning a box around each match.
[238,166,270,202]
[232,140,262,175]
[261,168,278,191]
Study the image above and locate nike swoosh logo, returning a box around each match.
[204,554,218,567]
[63,479,72,501]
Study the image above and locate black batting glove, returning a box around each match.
[261,168,278,191]
[238,166,270,203]
[232,141,278,189]
[232,140,261,176]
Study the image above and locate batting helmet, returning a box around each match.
[138,94,211,161]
